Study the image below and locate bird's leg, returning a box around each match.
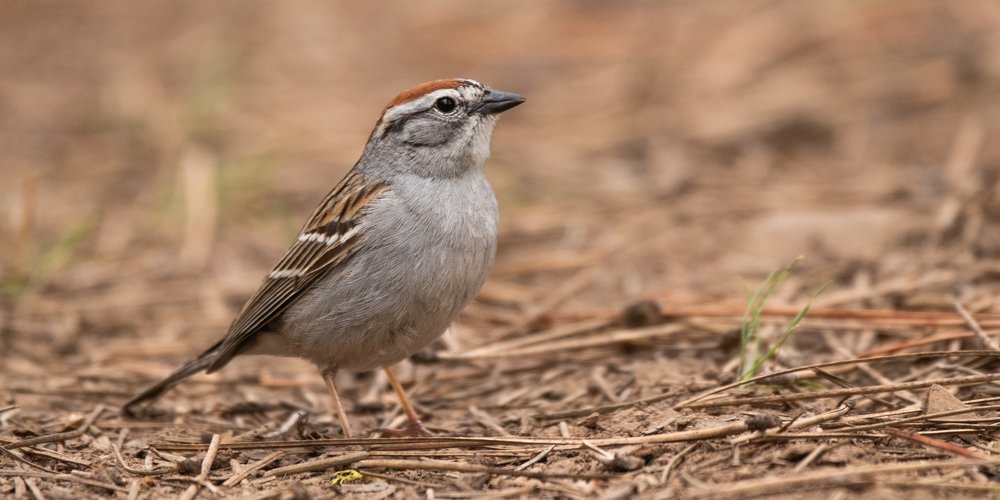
[382,366,432,436]
[321,368,353,438]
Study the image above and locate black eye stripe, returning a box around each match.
[434,97,457,113]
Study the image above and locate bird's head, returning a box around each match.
[362,79,525,178]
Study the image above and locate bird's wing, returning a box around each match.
[207,169,389,371]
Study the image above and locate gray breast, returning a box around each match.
[277,170,498,372]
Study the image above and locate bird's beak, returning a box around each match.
[476,88,526,114]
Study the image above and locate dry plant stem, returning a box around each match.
[158,420,764,453]
[0,446,57,473]
[22,447,91,468]
[838,404,1000,432]
[264,411,305,439]
[953,299,1000,350]
[231,422,277,443]
[0,471,127,493]
[554,301,1000,327]
[2,405,105,450]
[752,405,1000,439]
[590,367,620,403]
[792,443,829,472]
[687,459,994,498]
[150,447,188,464]
[920,429,985,436]
[357,469,448,488]
[810,367,897,408]
[821,330,921,404]
[940,363,1000,387]
[116,428,129,452]
[198,434,222,481]
[860,331,977,357]
[582,440,614,462]
[111,444,178,476]
[851,364,921,405]
[433,486,538,498]
[25,478,45,500]
[353,458,615,480]
[222,450,287,487]
[367,450,532,458]
[730,403,853,444]
[470,405,511,436]
[179,433,221,500]
[659,443,698,483]
[11,478,24,500]
[673,350,1000,409]
[873,481,998,493]
[264,451,371,477]
[837,406,928,425]
[514,444,556,471]
[755,432,886,440]
[962,439,1000,455]
[682,371,1000,409]
[885,428,986,459]
[322,369,353,438]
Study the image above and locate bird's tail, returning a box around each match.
[122,341,222,417]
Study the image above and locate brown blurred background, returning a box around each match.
[3,0,1000,399]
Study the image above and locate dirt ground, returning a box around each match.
[4,1,1000,498]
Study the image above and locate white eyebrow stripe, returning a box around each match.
[380,88,460,125]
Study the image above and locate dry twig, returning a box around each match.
[953,299,1000,351]
[2,405,105,450]
[179,433,221,500]
[111,443,178,476]
[885,428,986,459]
[674,351,1000,409]
[265,451,371,477]
[682,372,1000,409]
[687,459,993,498]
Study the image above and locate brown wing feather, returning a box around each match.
[207,169,388,371]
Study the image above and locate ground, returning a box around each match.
[3,1,1000,498]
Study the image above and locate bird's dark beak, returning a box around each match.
[476,88,525,114]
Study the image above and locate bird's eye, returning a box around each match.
[434,97,457,113]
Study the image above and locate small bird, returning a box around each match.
[124,79,524,437]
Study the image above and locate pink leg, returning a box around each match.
[383,366,431,437]
[321,369,353,438]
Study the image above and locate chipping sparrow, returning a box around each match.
[124,79,525,437]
